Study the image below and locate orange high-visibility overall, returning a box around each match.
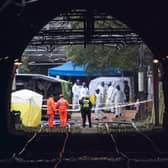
[47,96,56,127]
[56,97,69,127]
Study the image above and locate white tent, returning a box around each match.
[11,89,43,127]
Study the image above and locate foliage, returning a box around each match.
[19,55,30,73]
[65,44,153,73]
[65,15,153,73]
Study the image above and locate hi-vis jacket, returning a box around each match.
[47,97,56,115]
[56,97,69,112]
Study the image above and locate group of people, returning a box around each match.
[47,94,69,128]
[46,79,130,128]
[72,79,130,121]
[72,79,89,109]
[72,79,92,127]
[47,92,92,128]
[95,80,130,118]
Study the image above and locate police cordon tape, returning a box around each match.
[93,99,153,111]
[42,99,153,112]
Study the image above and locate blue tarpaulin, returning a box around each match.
[48,61,132,77]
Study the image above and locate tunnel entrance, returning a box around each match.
[9,10,162,134]
[1,2,168,168]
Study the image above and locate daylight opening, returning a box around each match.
[10,10,163,133]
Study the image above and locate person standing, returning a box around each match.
[47,94,56,128]
[56,94,69,127]
[113,85,125,117]
[97,81,106,106]
[123,80,130,109]
[105,81,116,113]
[79,82,89,100]
[79,96,92,128]
[94,88,106,120]
[72,79,82,109]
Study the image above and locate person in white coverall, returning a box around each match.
[113,85,125,117]
[79,82,89,100]
[96,81,106,107]
[105,81,116,113]
[72,79,82,109]
[94,88,106,120]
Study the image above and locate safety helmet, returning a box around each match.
[59,94,63,98]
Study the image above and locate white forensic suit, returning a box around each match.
[72,82,82,109]
[94,89,106,120]
[96,83,106,106]
[105,84,116,112]
[113,86,125,116]
[79,85,89,100]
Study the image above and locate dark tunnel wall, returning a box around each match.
[0,0,168,138]
[1,1,168,58]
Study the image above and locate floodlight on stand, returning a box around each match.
[14,59,22,66]
[153,59,159,64]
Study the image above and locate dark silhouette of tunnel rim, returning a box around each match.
[1,3,168,167]
[0,1,168,138]
[0,1,166,60]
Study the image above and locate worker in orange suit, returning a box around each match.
[56,94,69,127]
[47,94,56,128]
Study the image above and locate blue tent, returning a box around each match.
[48,61,132,77]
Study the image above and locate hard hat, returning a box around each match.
[59,94,63,97]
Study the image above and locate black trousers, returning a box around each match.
[125,96,130,110]
[81,110,92,127]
